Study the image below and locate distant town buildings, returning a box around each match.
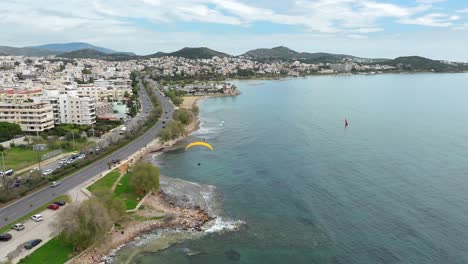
[0,52,404,133]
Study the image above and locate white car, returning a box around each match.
[42,169,53,175]
[12,223,25,231]
[50,181,61,187]
[31,214,44,222]
[58,159,67,164]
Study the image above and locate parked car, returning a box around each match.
[78,154,86,159]
[42,169,53,175]
[12,223,25,231]
[24,239,42,249]
[47,204,60,210]
[50,181,61,187]
[162,121,166,124]
[0,233,12,241]
[31,214,43,222]
[95,147,101,152]
[54,200,66,206]
[29,167,40,173]
[111,159,121,164]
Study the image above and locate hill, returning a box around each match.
[148,47,231,59]
[242,46,300,59]
[241,46,358,63]
[58,49,135,61]
[0,46,58,57]
[383,56,466,72]
[31,42,121,54]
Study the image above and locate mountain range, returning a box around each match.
[0,42,134,57]
[0,43,465,72]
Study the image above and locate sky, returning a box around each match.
[1,0,468,60]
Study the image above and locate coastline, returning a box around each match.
[71,92,239,264]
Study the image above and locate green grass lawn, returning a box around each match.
[114,172,141,210]
[87,169,121,195]
[0,195,70,234]
[17,237,77,264]
[0,147,50,171]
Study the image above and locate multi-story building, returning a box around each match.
[77,78,132,102]
[0,89,43,103]
[0,101,54,132]
[58,91,96,125]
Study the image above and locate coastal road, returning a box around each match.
[0,77,174,228]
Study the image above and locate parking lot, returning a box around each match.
[0,205,64,262]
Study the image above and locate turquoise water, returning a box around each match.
[140,74,468,263]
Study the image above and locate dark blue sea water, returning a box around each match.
[137,74,468,263]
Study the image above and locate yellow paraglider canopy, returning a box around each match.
[185,141,214,151]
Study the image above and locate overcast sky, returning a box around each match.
[1,0,468,60]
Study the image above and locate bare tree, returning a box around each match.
[57,198,113,251]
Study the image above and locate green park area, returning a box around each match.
[87,169,121,195]
[0,147,50,172]
[88,169,141,210]
[113,172,140,210]
[17,237,76,264]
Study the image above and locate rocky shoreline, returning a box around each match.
[72,192,214,264]
[72,93,238,264]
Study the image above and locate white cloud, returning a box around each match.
[399,13,456,27]
[0,0,465,56]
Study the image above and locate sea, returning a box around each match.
[123,73,468,263]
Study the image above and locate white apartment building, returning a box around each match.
[58,91,96,125]
[0,101,54,132]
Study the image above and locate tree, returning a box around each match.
[0,122,22,142]
[93,190,126,221]
[58,198,113,251]
[130,162,160,195]
[173,108,193,125]
[191,105,199,115]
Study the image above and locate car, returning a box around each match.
[29,167,40,173]
[42,169,53,175]
[47,204,59,210]
[58,159,67,164]
[24,239,42,249]
[95,147,101,152]
[162,126,166,128]
[78,154,86,159]
[0,233,12,242]
[12,223,25,231]
[50,181,61,187]
[162,121,166,124]
[111,159,121,164]
[31,214,43,222]
[54,200,66,206]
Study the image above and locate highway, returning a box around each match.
[0,77,173,228]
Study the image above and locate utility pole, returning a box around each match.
[72,131,75,150]
[1,151,5,171]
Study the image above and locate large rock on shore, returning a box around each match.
[159,175,223,217]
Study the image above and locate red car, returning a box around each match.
[47,204,59,210]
